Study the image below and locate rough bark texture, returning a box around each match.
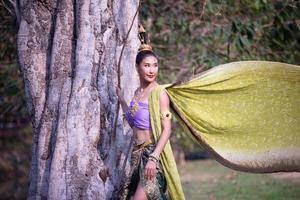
[17,0,139,199]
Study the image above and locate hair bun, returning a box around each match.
[138,24,153,52]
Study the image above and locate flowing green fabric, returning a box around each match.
[149,84,185,200]
[149,61,300,199]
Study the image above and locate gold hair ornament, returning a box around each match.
[138,24,153,52]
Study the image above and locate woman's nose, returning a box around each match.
[149,66,154,73]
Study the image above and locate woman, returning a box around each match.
[116,46,175,199]
[117,26,185,200]
[117,27,300,200]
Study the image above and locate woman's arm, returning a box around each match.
[116,86,129,113]
[145,89,171,180]
[151,89,172,158]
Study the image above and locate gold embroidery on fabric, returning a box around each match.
[143,177,161,200]
[130,101,139,116]
[121,142,168,200]
[121,148,143,200]
[141,160,163,200]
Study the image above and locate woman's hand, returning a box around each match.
[144,160,157,180]
[116,86,129,114]
[116,86,125,103]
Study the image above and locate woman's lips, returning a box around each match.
[147,75,155,78]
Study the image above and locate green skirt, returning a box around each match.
[122,141,169,200]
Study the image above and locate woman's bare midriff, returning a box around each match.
[133,127,153,144]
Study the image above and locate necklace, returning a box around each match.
[130,88,146,117]
[130,83,156,116]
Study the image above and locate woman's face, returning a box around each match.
[136,55,158,83]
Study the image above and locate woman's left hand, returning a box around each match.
[144,160,157,180]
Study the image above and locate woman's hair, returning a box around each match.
[135,50,157,65]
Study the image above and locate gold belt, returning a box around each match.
[133,139,153,151]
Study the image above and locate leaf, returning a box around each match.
[296,19,300,31]
[241,36,251,47]
[254,0,260,10]
[246,28,254,40]
[6,85,19,96]
[231,21,238,33]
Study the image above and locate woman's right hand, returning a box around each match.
[116,86,125,103]
[116,86,129,114]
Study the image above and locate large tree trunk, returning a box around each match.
[17,0,139,199]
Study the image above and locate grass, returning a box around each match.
[0,125,32,200]
[178,160,300,200]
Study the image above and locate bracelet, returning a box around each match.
[148,156,158,163]
[150,153,159,159]
[149,154,159,163]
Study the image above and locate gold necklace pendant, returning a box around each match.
[130,84,155,117]
[130,101,139,116]
[130,88,143,116]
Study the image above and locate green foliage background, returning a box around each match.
[139,0,300,152]
[0,2,26,126]
[140,0,299,81]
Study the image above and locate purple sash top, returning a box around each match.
[125,101,151,130]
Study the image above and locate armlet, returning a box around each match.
[160,110,172,120]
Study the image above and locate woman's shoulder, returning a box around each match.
[151,83,169,92]
[149,84,170,99]
[159,89,170,103]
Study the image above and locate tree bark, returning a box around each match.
[17,0,139,199]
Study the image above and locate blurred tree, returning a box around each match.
[12,0,139,199]
[0,0,27,128]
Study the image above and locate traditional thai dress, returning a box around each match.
[122,101,170,199]
[124,61,300,200]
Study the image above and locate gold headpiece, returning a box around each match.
[138,25,153,52]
